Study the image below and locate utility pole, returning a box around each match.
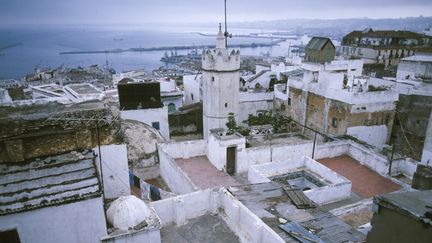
[224,0,232,48]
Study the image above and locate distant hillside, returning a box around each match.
[228,17,432,40]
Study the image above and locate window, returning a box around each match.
[211,76,215,82]
[0,229,21,243]
[191,93,194,100]
[225,103,228,108]
[168,103,176,113]
[152,122,160,130]
[332,117,338,128]
[287,98,292,106]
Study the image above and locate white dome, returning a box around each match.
[107,195,151,230]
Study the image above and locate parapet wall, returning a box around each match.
[202,49,240,71]
[248,156,352,205]
[150,188,284,243]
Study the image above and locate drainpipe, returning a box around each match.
[312,132,317,159]
[388,144,395,176]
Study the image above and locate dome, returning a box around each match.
[107,195,151,230]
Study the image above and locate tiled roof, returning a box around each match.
[344,30,430,40]
[0,150,101,216]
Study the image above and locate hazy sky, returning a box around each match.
[1,0,432,25]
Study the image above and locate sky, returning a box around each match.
[1,0,432,25]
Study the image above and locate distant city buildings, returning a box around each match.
[341,28,432,75]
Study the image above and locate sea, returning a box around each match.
[0,24,299,80]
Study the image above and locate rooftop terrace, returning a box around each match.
[317,155,401,198]
[160,214,240,243]
[229,182,366,242]
[175,156,240,189]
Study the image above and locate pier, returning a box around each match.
[59,40,284,55]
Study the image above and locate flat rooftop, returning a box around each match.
[375,190,432,225]
[317,155,401,198]
[175,156,240,189]
[229,182,366,242]
[160,214,240,243]
[66,83,101,95]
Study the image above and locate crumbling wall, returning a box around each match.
[305,92,325,132]
[393,94,432,160]
[0,103,120,163]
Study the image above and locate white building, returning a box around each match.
[0,151,107,243]
[183,74,202,105]
[159,78,183,113]
[396,54,432,82]
[202,26,240,139]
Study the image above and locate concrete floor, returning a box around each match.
[317,155,401,198]
[176,156,240,189]
[160,214,240,243]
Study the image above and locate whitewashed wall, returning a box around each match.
[150,188,284,243]
[121,107,169,140]
[158,144,198,194]
[183,75,201,105]
[347,125,388,148]
[101,228,161,243]
[94,144,130,199]
[248,156,351,205]
[160,140,207,159]
[0,198,107,243]
[207,133,246,172]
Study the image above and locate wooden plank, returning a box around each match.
[283,184,316,209]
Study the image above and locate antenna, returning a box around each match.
[224,0,232,47]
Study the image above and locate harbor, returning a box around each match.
[59,40,285,55]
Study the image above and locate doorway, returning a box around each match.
[226,146,236,175]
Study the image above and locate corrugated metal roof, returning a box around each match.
[306,37,334,51]
[0,150,101,216]
[229,183,366,243]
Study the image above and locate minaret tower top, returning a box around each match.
[216,23,226,49]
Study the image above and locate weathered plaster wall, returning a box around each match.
[393,94,432,160]
[0,197,107,243]
[94,144,130,199]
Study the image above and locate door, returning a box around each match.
[226,146,236,175]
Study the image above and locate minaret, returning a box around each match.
[202,24,240,139]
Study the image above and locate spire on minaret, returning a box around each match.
[216,22,226,49]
